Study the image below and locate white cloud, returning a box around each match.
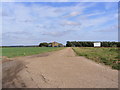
[61,20,81,26]
[64,11,81,18]
[75,10,117,30]
[84,11,105,17]
[42,30,71,37]
[95,25,118,32]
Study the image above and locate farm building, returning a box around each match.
[51,42,64,47]
[94,42,101,47]
[39,42,64,47]
[52,42,59,47]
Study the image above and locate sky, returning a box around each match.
[1,2,118,46]
[1,0,119,2]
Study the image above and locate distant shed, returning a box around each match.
[52,42,59,47]
[94,42,101,47]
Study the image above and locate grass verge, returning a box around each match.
[72,47,120,70]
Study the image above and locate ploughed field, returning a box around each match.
[2,47,65,58]
[73,47,120,70]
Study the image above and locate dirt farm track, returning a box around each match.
[2,48,118,88]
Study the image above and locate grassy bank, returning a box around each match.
[2,47,65,58]
[73,47,119,70]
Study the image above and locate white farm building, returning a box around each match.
[94,42,101,47]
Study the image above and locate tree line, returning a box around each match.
[39,42,63,47]
[39,42,52,47]
[66,41,120,47]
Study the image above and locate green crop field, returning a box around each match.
[1,47,65,58]
[73,47,120,70]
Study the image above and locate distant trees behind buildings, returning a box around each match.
[66,41,120,47]
[39,42,51,47]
